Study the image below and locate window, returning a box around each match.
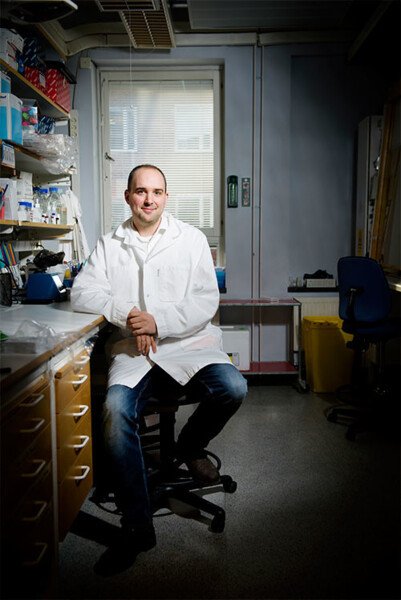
[99,69,222,246]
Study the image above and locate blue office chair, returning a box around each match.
[326,256,401,440]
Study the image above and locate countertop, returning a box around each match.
[0,303,105,391]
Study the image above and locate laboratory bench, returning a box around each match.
[0,303,105,599]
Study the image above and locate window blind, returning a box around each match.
[106,78,216,233]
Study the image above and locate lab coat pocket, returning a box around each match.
[158,266,189,302]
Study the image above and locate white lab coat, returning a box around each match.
[71,212,230,388]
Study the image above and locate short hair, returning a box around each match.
[127,164,167,192]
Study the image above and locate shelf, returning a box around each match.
[242,361,298,375]
[0,220,73,238]
[288,287,338,293]
[0,140,73,178]
[0,59,69,119]
[220,297,301,307]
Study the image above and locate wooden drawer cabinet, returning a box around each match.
[54,347,93,540]
[0,375,56,599]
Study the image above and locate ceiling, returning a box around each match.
[1,0,400,71]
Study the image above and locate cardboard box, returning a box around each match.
[305,279,336,288]
[0,29,24,54]
[220,325,251,371]
[45,68,71,112]
[0,29,24,71]
[24,66,46,93]
[1,72,11,93]
[0,93,23,145]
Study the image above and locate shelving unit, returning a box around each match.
[219,298,305,386]
[0,58,75,247]
[0,58,69,119]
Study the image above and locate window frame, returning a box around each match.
[98,67,222,247]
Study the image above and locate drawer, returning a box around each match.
[2,425,52,512]
[11,464,53,534]
[56,385,91,447]
[57,411,92,482]
[1,519,56,600]
[1,383,51,460]
[58,441,93,540]
[55,352,91,413]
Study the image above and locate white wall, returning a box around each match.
[68,41,391,362]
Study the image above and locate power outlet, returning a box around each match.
[80,57,92,69]
[69,109,79,137]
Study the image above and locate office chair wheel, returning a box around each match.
[345,426,357,442]
[221,476,237,493]
[210,512,225,533]
[327,410,337,423]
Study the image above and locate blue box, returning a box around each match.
[0,93,22,144]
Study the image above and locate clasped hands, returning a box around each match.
[127,307,157,356]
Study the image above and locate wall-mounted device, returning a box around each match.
[227,175,238,208]
[241,177,251,206]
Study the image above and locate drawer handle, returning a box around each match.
[20,393,45,408]
[73,465,90,483]
[20,417,45,434]
[22,500,48,522]
[74,355,90,365]
[21,459,47,478]
[71,405,89,419]
[72,435,90,452]
[70,373,88,387]
[23,542,48,567]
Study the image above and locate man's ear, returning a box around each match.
[124,190,130,204]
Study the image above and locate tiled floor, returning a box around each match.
[58,384,400,599]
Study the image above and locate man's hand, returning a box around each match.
[127,307,158,336]
[135,334,157,356]
[127,307,157,355]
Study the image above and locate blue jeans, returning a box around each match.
[102,363,247,529]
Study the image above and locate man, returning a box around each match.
[71,164,247,571]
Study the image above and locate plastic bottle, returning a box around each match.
[40,187,49,223]
[31,187,42,222]
[48,187,60,224]
[58,190,68,225]
[17,201,32,221]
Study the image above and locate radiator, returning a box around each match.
[293,296,339,351]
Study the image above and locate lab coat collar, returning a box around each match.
[114,212,182,254]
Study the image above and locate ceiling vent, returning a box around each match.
[119,0,175,48]
[95,0,160,11]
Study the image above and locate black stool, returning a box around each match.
[91,396,237,533]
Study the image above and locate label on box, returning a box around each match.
[1,142,15,168]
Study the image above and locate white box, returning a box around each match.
[0,28,24,54]
[220,325,251,371]
[0,178,18,220]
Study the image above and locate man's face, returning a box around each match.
[125,167,168,231]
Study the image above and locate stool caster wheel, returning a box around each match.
[222,477,237,493]
[210,513,225,533]
[327,411,337,423]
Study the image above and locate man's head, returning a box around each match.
[125,164,168,235]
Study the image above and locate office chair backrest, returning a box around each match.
[337,256,391,323]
